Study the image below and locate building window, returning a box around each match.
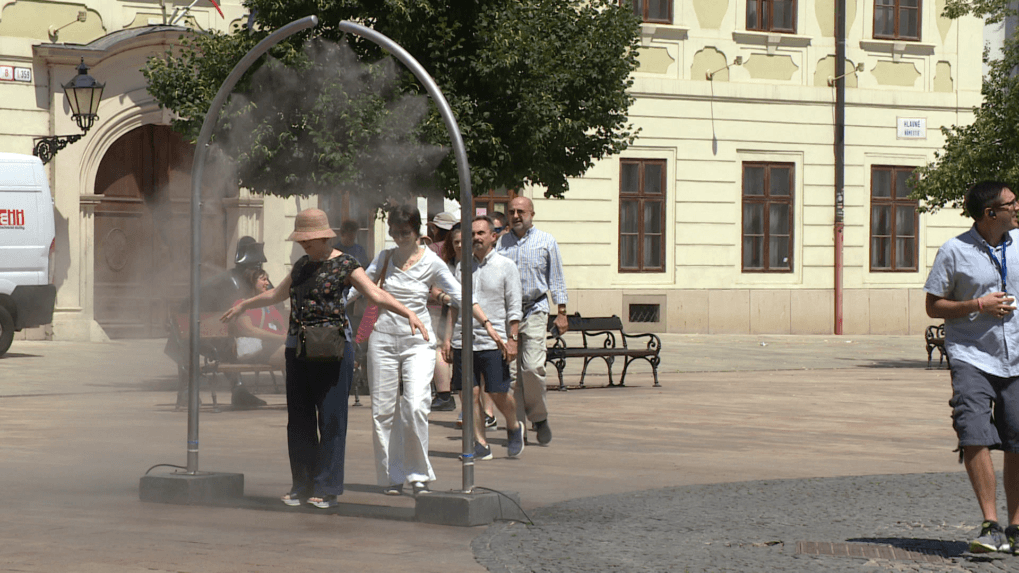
[874,0,920,40]
[619,159,666,273]
[630,0,672,24]
[742,162,794,272]
[747,0,797,33]
[474,188,517,219]
[870,166,918,272]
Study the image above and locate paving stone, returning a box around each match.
[475,472,1016,572]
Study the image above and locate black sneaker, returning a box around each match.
[431,395,456,411]
[971,520,1009,553]
[232,386,267,409]
[485,414,497,428]
[1006,524,1019,555]
[534,419,552,445]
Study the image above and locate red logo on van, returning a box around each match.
[0,208,25,228]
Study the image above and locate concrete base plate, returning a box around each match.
[415,490,523,527]
[139,472,244,505]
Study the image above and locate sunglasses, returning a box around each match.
[493,226,504,234]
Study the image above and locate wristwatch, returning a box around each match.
[510,332,518,341]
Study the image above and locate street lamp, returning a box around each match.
[33,57,105,164]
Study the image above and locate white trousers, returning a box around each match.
[368,330,437,485]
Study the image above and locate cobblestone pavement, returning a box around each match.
[474,472,1019,573]
[0,334,980,572]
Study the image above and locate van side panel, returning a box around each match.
[0,157,53,289]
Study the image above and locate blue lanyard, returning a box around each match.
[986,241,1008,295]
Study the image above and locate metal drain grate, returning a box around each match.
[796,541,950,564]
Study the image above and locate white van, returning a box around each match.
[0,153,56,357]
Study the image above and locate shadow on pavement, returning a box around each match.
[846,537,969,558]
[0,352,43,359]
[856,359,939,369]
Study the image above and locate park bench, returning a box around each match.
[167,311,281,412]
[925,323,949,370]
[545,314,662,390]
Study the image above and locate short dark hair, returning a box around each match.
[339,220,359,235]
[491,211,507,227]
[387,203,422,237]
[965,181,1013,220]
[473,215,494,231]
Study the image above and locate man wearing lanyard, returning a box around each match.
[926,181,1019,554]
[498,197,568,445]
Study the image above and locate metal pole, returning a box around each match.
[186,15,320,474]
[332,20,478,494]
[834,0,846,335]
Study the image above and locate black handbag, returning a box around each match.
[296,322,344,362]
[292,258,345,362]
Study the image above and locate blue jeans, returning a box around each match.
[284,342,354,497]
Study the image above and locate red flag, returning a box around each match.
[209,0,224,18]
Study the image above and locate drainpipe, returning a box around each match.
[834,0,846,335]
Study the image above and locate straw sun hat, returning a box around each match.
[287,209,337,241]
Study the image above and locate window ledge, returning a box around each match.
[733,30,811,55]
[640,23,689,47]
[859,39,935,62]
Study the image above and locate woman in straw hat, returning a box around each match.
[223,208,427,509]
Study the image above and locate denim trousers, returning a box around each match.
[284,341,353,497]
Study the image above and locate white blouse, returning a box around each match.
[363,247,462,339]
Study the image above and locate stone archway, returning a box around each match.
[92,124,227,338]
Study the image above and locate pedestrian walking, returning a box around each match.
[430,223,463,413]
[362,205,488,495]
[497,197,568,444]
[444,216,524,460]
[222,208,427,509]
[925,180,1019,553]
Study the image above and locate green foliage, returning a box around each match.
[143,0,641,201]
[941,0,1017,24]
[912,1,1019,212]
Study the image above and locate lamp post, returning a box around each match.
[33,57,104,164]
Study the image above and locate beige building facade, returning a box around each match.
[0,0,989,341]
[0,0,317,342]
[522,0,984,335]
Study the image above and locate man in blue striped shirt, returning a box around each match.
[497,197,569,445]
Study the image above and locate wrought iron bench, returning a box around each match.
[166,311,281,412]
[545,314,662,390]
[925,323,949,369]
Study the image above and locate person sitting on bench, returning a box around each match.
[232,267,286,368]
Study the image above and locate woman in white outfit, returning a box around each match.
[362,205,491,495]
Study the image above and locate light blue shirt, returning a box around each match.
[924,226,1019,377]
[497,226,567,318]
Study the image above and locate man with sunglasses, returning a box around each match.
[498,196,568,445]
[491,211,509,237]
[926,180,1019,554]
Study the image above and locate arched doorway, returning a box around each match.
[92,124,227,338]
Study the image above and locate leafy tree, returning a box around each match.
[911,1,1019,212]
[143,0,641,201]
